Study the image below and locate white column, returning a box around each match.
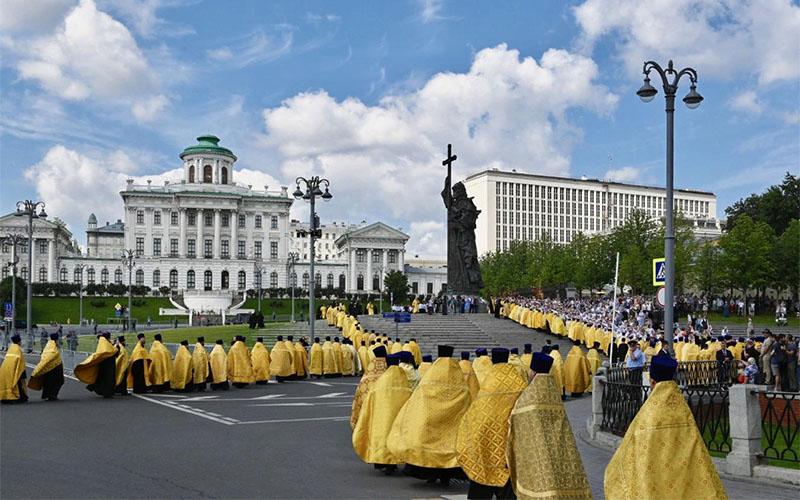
[349,248,356,292]
[179,209,187,257]
[145,208,153,256]
[261,212,269,261]
[125,208,134,250]
[214,159,220,184]
[197,209,204,257]
[246,212,254,258]
[230,209,238,259]
[366,249,373,291]
[47,239,55,282]
[163,210,169,257]
[381,249,388,289]
[213,209,221,258]
[399,249,404,272]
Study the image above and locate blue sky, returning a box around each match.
[1,0,798,254]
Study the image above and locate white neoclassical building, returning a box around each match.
[0,214,81,283]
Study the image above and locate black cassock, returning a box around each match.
[40,364,64,400]
[130,359,149,394]
[87,356,116,398]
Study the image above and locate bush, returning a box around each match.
[133,299,147,307]
[90,300,106,308]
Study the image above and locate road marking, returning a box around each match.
[250,394,286,400]
[132,394,237,425]
[248,402,312,407]
[178,394,352,402]
[310,381,332,387]
[180,395,221,402]
[317,391,346,398]
[237,415,350,425]
[145,393,186,398]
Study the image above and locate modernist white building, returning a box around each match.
[464,169,723,255]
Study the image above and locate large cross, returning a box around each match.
[442,143,457,206]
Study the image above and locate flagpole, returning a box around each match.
[609,252,620,366]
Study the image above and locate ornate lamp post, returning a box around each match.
[636,60,703,349]
[121,249,136,331]
[376,265,386,315]
[15,200,46,345]
[293,177,332,338]
[287,252,299,323]
[3,233,23,336]
[254,262,265,314]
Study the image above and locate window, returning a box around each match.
[188,239,196,257]
[154,210,161,225]
[221,270,229,290]
[101,268,109,285]
[270,215,278,229]
[203,165,212,183]
[254,241,262,259]
[19,242,26,254]
[39,240,47,254]
[238,214,245,228]
[1,267,7,279]
[153,270,160,287]
[221,167,228,184]
[1,241,8,253]
[356,274,364,290]
[21,267,27,280]
[188,213,196,226]
[254,271,261,288]
[87,268,95,284]
[302,272,309,289]
[357,249,365,262]
[221,213,229,227]
[238,271,246,289]
[221,240,229,258]
[427,282,434,294]
[270,271,278,288]
[204,239,212,258]
[60,267,67,283]
[255,215,262,228]
[372,251,380,263]
[187,270,195,290]
[171,211,178,225]
[412,282,418,294]
[189,165,195,183]
[238,240,245,258]
[170,239,178,256]
[153,238,161,256]
[290,272,297,287]
[134,237,144,255]
[372,274,380,290]
[114,268,123,285]
[74,268,82,284]
[339,274,346,290]
[204,213,212,227]
[136,269,144,286]
[327,273,334,288]
[270,241,278,259]
[169,269,178,289]
[137,211,144,224]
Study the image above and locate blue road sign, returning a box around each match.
[4,302,12,319]
[115,309,122,317]
[653,258,666,286]
[394,312,411,323]
[382,312,396,319]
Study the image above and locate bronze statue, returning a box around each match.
[441,144,484,294]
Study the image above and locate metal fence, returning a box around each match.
[759,390,800,465]
[60,350,92,372]
[605,360,737,388]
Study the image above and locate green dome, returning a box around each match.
[180,134,237,161]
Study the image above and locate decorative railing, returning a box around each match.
[759,391,800,465]
[605,360,737,388]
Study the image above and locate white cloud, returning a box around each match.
[407,220,446,255]
[729,90,764,115]
[604,166,641,183]
[419,0,445,23]
[573,0,800,86]
[100,0,194,38]
[0,0,75,34]
[262,44,617,247]
[207,28,293,68]
[131,94,169,122]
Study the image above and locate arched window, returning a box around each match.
[204,270,213,290]
[153,270,160,287]
[238,270,246,289]
[338,274,346,290]
[221,167,228,184]
[136,269,144,286]
[187,270,195,290]
[39,267,47,283]
[21,267,28,280]
[315,272,321,289]
[60,267,68,283]
[270,271,278,288]
[302,272,309,289]
[189,165,195,183]
[373,273,380,291]
[169,269,178,289]
[326,273,334,288]
[101,268,109,285]
[1,267,7,279]
[87,268,95,284]
[114,268,123,285]
[357,274,364,291]
[74,268,82,284]
[221,270,229,290]
[203,165,213,183]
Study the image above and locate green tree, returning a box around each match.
[384,269,410,304]
[725,172,800,236]
[717,215,776,298]
[0,276,27,311]
[611,210,657,293]
[576,234,615,293]
[692,243,722,295]
[774,219,800,300]
[649,212,697,293]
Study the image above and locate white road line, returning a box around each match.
[180,394,352,402]
[144,393,186,398]
[132,394,236,425]
[237,416,350,425]
[250,394,286,400]
[180,395,221,402]
[247,402,312,407]
[310,381,332,387]
[316,392,346,398]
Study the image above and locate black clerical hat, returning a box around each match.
[438,345,454,358]
[475,347,487,356]
[257,337,263,342]
[510,347,519,355]
[116,335,125,342]
[650,356,677,382]
[102,332,111,339]
[461,351,470,360]
[154,334,162,341]
[398,351,414,364]
[325,336,331,341]
[592,341,601,349]
[287,335,294,341]
[180,340,189,346]
[551,344,560,351]
[137,333,145,340]
[11,335,21,343]
[395,338,400,342]
[50,333,60,340]
[422,354,433,363]
[523,343,532,353]
[491,348,509,364]
[277,335,283,341]
[573,339,581,346]
[531,352,553,374]
[386,354,400,367]
[314,337,320,343]
[334,337,339,342]
[216,339,223,345]
[373,345,387,358]
[197,336,204,342]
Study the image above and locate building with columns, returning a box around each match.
[0,214,81,283]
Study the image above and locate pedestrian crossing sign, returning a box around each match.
[653,258,666,286]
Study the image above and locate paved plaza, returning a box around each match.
[1,354,797,499]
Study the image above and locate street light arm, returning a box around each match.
[643,60,698,93]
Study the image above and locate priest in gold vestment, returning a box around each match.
[387,345,471,485]
[171,340,194,392]
[209,340,229,390]
[564,340,592,396]
[604,355,728,500]
[472,347,492,387]
[548,345,566,400]
[251,336,271,384]
[128,333,151,393]
[113,335,129,396]
[350,345,388,430]
[459,351,480,399]
[0,335,28,403]
[270,335,294,382]
[456,348,527,498]
[76,333,118,398]
[148,333,173,392]
[309,337,323,378]
[228,335,255,387]
[28,333,64,401]
[507,353,592,500]
[192,337,209,391]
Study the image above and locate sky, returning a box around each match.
[1,0,798,256]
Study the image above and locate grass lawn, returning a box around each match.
[76,323,292,351]
[702,421,799,469]
[29,296,174,326]
[704,312,799,328]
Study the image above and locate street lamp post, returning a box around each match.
[293,177,332,340]
[15,201,46,346]
[73,263,86,326]
[254,262,264,314]
[636,59,703,350]
[121,250,136,331]
[287,252,299,323]
[377,266,386,315]
[3,234,23,337]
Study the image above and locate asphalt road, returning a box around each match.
[2,356,799,499]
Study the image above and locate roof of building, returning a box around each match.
[88,219,125,234]
[88,213,97,223]
[179,134,237,161]
[336,221,410,244]
[405,265,447,274]
[464,168,715,197]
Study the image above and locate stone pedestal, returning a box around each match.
[725,384,762,476]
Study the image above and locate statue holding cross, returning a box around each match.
[441,144,484,295]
